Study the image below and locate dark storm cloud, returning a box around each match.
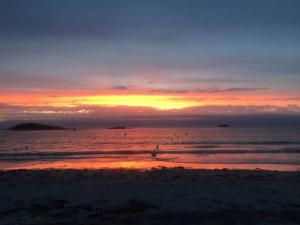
[1,0,299,40]
[0,0,299,95]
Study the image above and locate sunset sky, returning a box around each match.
[0,0,300,121]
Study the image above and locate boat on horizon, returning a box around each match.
[108,126,127,129]
[218,124,230,128]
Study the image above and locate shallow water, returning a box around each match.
[0,127,300,170]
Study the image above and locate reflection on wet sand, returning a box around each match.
[2,158,300,171]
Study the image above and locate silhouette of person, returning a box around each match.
[151,144,160,157]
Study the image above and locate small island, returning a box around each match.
[8,123,68,131]
[108,126,127,129]
[218,124,230,128]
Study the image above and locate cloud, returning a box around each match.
[1,0,299,41]
[217,88,269,92]
[0,0,299,111]
[148,89,190,94]
[288,97,300,101]
[148,87,268,94]
[1,101,300,122]
[110,85,129,90]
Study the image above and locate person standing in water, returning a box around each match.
[151,144,160,157]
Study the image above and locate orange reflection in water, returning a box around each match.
[2,158,300,171]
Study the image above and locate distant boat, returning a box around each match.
[218,124,230,128]
[108,126,127,129]
[8,123,69,131]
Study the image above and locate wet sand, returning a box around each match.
[1,168,300,225]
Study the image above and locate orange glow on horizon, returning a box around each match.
[50,95,203,110]
[0,91,299,114]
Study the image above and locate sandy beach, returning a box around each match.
[1,168,300,225]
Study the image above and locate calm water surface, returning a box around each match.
[0,127,300,170]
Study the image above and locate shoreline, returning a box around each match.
[1,156,300,171]
[1,168,300,224]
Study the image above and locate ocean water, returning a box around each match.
[0,127,300,171]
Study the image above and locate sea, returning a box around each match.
[0,127,300,171]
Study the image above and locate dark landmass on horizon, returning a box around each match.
[8,123,68,131]
[108,126,127,129]
[1,114,300,129]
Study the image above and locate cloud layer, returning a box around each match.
[0,0,299,120]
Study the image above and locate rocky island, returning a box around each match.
[8,123,68,131]
[108,126,127,129]
[218,124,230,128]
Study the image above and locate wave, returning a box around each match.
[0,149,300,161]
[87,141,300,146]
[178,141,300,145]
[90,141,300,145]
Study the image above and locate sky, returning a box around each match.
[0,0,300,122]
